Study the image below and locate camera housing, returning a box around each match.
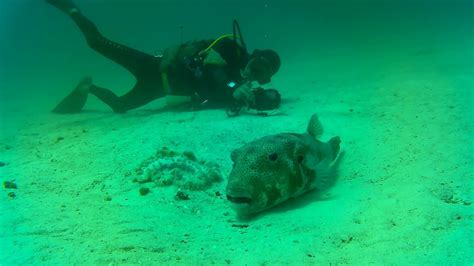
[250,88,281,111]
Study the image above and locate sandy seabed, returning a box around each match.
[1,37,473,265]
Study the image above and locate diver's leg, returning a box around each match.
[46,0,155,77]
[116,80,166,112]
[51,77,159,114]
[46,0,77,14]
[51,78,160,114]
[88,85,127,113]
[89,80,165,113]
[47,0,163,113]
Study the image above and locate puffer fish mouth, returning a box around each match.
[226,195,252,205]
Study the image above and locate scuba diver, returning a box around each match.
[46,0,281,116]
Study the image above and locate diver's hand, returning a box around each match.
[232,82,255,106]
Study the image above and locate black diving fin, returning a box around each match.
[52,78,90,114]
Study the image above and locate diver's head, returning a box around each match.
[243,49,281,85]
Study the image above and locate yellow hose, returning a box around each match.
[199,34,238,55]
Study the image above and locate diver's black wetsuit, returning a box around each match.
[69,12,163,113]
[66,12,249,113]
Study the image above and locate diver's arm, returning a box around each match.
[232,81,255,106]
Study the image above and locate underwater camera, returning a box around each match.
[227,87,281,117]
[250,87,281,111]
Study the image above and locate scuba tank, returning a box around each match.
[184,19,247,78]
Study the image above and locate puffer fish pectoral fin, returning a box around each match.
[295,140,319,170]
[328,136,341,161]
[314,150,344,191]
[311,137,342,191]
[302,149,319,171]
[307,114,324,139]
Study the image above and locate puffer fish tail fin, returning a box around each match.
[307,114,324,139]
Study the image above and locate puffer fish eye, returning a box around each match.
[268,153,278,161]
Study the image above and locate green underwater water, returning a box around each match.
[0,0,473,265]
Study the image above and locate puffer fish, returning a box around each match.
[226,114,341,215]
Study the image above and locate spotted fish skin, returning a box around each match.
[226,114,341,215]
